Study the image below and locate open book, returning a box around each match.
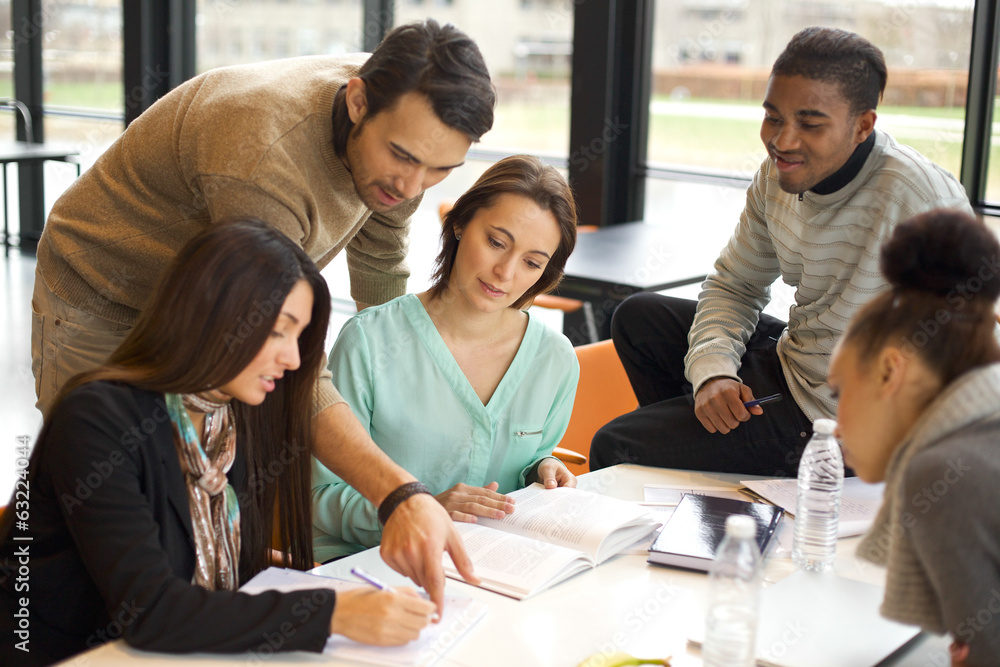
[442,484,659,600]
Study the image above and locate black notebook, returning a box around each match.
[647,493,783,571]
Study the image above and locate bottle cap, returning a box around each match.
[725,514,756,539]
[813,418,837,435]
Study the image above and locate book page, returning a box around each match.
[476,484,658,562]
[741,477,885,537]
[441,523,591,599]
[241,567,487,667]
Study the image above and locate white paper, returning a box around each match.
[740,477,885,538]
[642,483,749,505]
[689,570,920,667]
[240,567,487,667]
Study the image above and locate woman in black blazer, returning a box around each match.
[0,220,434,666]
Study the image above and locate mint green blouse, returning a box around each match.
[311,294,580,562]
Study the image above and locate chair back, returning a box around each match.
[556,339,637,475]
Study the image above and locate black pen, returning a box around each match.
[743,393,783,408]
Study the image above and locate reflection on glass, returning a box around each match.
[0,0,12,138]
[393,0,573,157]
[648,0,975,184]
[986,100,1000,204]
[198,1,572,158]
[196,0,366,71]
[41,0,123,113]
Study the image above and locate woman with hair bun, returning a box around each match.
[827,209,1000,666]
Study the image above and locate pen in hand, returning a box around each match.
[351,567,441,622]
[350,566,392,591]
[743,393,783,409]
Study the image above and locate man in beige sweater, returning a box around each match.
[591,27,973,476]
[31,20,495,610]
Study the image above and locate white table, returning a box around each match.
[58,464,950,666]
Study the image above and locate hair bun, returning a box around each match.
[880,209,1000,303]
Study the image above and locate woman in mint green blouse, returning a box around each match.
[312,155,580,561]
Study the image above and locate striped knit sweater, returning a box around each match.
[685,130,972,420]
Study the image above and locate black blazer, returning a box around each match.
[0,382,335,666]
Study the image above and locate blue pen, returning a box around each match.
[743,393,783,408]
[350,566,392,591]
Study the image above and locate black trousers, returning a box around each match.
[590,294,814,477]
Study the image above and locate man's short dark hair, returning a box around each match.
[771,27,887,115]
[333,19,495,154]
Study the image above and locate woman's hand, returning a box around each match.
[530,458,577,489]
[330,587,436,645]
[435,481,515,522]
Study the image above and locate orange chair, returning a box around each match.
[555,339,638,475]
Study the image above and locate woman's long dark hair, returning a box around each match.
[25,219,330,574]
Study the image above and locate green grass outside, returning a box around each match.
[43,80,122,110]
[0,78,997,199]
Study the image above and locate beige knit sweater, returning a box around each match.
[36,55,421,413]
[685,130,972,421]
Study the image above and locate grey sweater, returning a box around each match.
[858,363,1000,666]
[685,130,972,420]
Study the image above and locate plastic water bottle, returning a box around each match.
[703,514,762,667]
[792,418,844,572]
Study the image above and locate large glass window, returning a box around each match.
[38,1,123,210]
[986,95,1000,203]
[0,0,12,137]
[648,0,976,183]
[41,0,122,124]
[393,0,572,158]
[196,0,365,72]
[197,0,573,156]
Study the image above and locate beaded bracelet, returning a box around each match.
[378,481,432,525]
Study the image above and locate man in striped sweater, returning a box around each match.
[590,27,973,476]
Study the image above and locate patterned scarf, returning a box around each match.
[165,392,241,591]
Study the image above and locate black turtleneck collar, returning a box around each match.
[810,130,876,196]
